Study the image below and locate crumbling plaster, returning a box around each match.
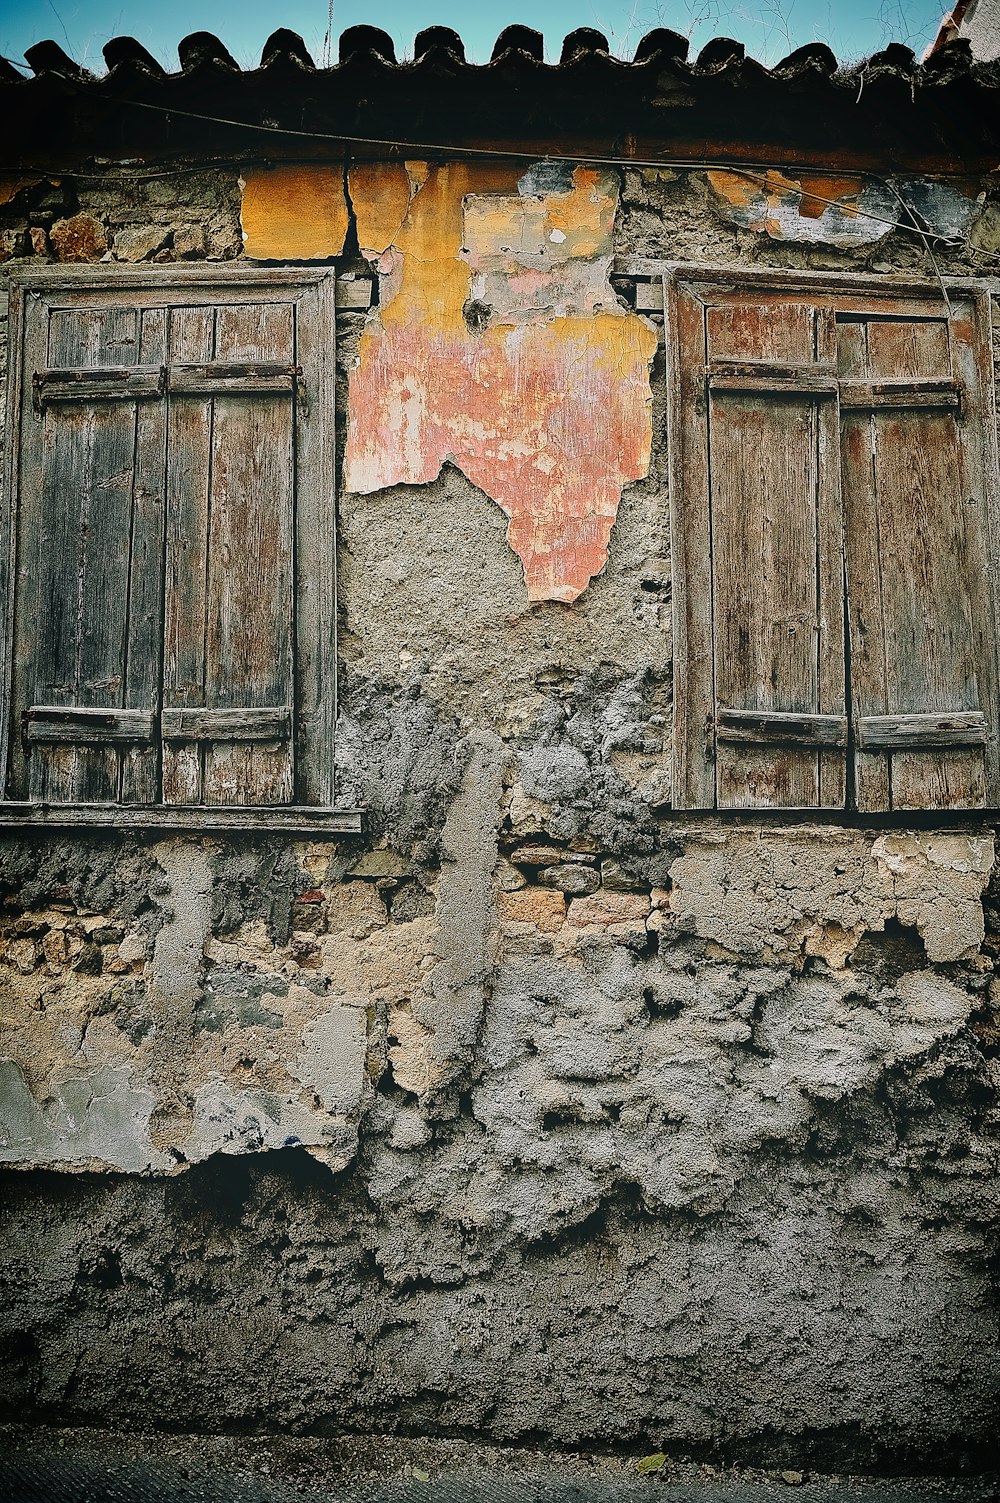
[1,153,999,1459]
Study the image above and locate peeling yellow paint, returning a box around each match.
[240,164,349,260]
[344,161,656,604]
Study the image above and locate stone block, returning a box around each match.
[538,863,600,896]
[112,224,167,262]
[171,222,205,257]
[567,892,651,929]
[50,213,108,261]
[498,887,567,932]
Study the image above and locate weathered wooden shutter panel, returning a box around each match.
[162,301,296,806]
[839,306,999,810]
[12,303,166,803]
[700,296,847,809]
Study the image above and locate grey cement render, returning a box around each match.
[0,163,999,1470]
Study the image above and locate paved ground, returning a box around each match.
[0,1428,996,1503]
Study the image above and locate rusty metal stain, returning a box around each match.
[240,164,349,260]
[344,161,656,604]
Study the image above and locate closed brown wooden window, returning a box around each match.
[1,266,357,832]
[666,266,1000,813]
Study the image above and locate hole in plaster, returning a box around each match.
[462,297,493,334]
[642,985,682,1021]
[849,918,927,983]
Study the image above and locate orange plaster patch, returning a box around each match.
[797,174,865,220]
[706,168,870,236]
[240,164,349,260]
[0,175,42,207]
[344,161,656,604]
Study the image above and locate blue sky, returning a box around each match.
[1,1,947,71]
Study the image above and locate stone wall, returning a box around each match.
[1,156,999,1467]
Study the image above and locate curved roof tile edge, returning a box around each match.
[4,28,989,85]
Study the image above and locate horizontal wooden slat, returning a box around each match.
[858,711,987,750]
[709,376,839,397]
[0,801,363,833]
[160,706,291,741]
[708,360,838,397]
[168,362,301,396]
[24,706,156,745]
[716,708,849,748]
[33,365,165,407]
[839,377,961,411]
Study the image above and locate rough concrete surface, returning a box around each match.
[1,155,1000,1467]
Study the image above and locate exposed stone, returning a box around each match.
[171,222,205,257]
[206,218,243,259]
[601,858,647,891]
[112,224,168,261]
[29,226,49,256]
[349,848,410,879]
[510,843,567,867]
[538,863,601,895]
[495,858,526,892]
[325,883,390,939]
[49,212,108,261]
[498,887,567,932]
[567,891,651,928]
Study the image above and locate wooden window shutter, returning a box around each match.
[666,267,1000,813]
[839,302,999,810]
[668,276,847,809]
[10,303,167,804]
[2,268,338,814]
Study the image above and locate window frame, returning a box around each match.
[661,261,1000,814]
[0,263,360,834]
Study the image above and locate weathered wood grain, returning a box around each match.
[706,296,840,809]
[666,271,715,808]
[161,706,290,741]
[858,711,987,749]
[24,707,156,743]
[716,709,848,747]
[24,305,143,803]
[202,299,295,806]
[4,265,341,821]
[162,302,214,805]
[847,312,986,810]
[0,802,362,833]
[33,366,166,405]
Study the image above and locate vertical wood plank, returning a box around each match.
[854,313,985,809]
[163,303,214,804]
[706,299,826,808]
[293,274,338,806]
[667,274,715,808]
[815,307,848,808]
[121,306,168,803]
[27,306,139,802]
[5,280,35,799]
[838,316,891,812]
[202,300,295,805]
[950,290,1000,806]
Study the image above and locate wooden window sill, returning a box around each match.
[0,803,363,835]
